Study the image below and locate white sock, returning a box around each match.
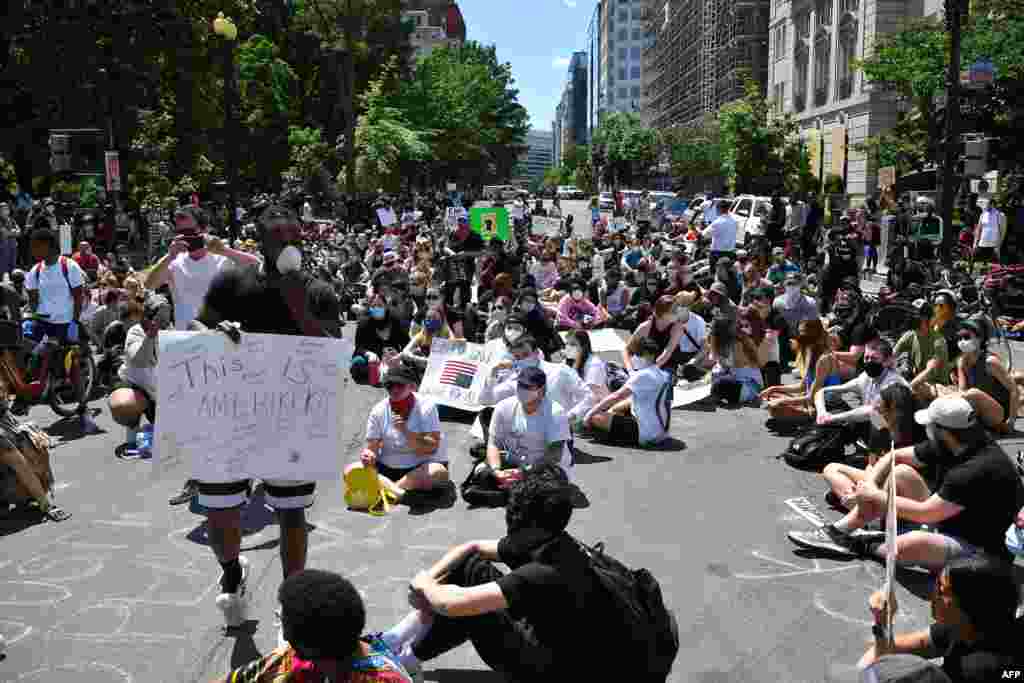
[382,610,433,653]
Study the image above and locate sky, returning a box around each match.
[459,0,592,134]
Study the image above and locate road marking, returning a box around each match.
[0,580,73,607]
[733,552,861,580]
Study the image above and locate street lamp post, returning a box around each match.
[213,12,239,243]
[939,0,964,265]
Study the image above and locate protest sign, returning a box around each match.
[558,328,626,353]
[418,338,503,412]
[469,207,509,241]
[376,207,397,227]
[882,440,898,649]
[155,332,353,482]
[532,216,561,235]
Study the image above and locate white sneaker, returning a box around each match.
[215,556,250,627]
[275,610,287,649]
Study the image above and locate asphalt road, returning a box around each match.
[1,220,1022,682]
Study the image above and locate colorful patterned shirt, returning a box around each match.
[214,635,413,683]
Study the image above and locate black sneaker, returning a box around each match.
[169,480,198,506]
[10,400,28,416]
[787,524,885,558]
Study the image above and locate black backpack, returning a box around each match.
[578,540,679,681]
[781,424,850,472]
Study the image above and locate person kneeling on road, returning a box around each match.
[788,396,1024,571]
[584,337,672,448]
[389,464,622,681]
[108,295,170,457]
[346,365,450,504]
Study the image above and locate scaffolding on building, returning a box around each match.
[642,0,769,131]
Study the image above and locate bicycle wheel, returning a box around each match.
[49,345,96,418]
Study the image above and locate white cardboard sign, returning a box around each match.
[155,332,353,482]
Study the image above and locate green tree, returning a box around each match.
[543,166,563,188]
[591,112,659,189]
[660,115,723,190]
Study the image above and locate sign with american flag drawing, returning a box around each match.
[418,338,501,412]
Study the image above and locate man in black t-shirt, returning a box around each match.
[859,555,1023,683]
[441,218,484,309]
[190,205,341,630]
[392,464,621,681]
[789,396,1024,568]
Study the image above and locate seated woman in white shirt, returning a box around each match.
[562,330,608,430]
[346,366,449,503]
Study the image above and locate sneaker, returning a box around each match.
[824,490,849,512]
[787,524,863,558]
[169,480,198,506]
[215,556,250,628]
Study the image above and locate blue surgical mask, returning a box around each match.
[517,387,541,405]
[369,307,386,320]
[424,319,442,333]
[513,358,539,371]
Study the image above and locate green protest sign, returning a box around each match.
[469,207,510,241]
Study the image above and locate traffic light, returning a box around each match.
[49,134,71,172]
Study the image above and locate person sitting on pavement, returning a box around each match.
[623,269,662,328]
[857,555,1024,680]
[393,464,630,681]
[623,294,687,377]
[711,306,766,406]
[584,337,672,448]
[714,256,742,305]
[595,269,632,329]
[788,395,1024,569]
[895,299,951,403]
[931,289,960,362]
[820,383,924,512]
[749,287,782,388]
[766,245,800,286]
[483,295,513,342]
[72,240,100,282]
[400,305,455,374]
[107,295,171,457]
[773,272,819,370]
[512,288,563,360]
[212,569,415,683]
[555,279,606,331]
[825,279,876,371]
[354,289,411,365]
[815,339,908,434]
[346,366,449,505]
[562,329,608,430]
[481,366,573,484]
[702,280,739,372]
[761,319,843,420]
[953,318,1017,434]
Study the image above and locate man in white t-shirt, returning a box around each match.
[144,207,260,330]
[25,227,86,341]
[486,367,573,487]
[973,204,1006,264]
[347,366,449,503]
[701,199,738,273]
[583,337,671,448]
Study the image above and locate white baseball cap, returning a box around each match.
[914,396,977,430]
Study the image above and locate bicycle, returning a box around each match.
[0,313,97,418]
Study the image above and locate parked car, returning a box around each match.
[556,185,582,200]
[599,192,615,211]
[729,195,777,245]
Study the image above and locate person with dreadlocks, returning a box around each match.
[187,204,341,633]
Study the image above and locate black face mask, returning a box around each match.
[863,360,885,379]
[183,235,205,252]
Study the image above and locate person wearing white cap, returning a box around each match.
[789,395,1024,569]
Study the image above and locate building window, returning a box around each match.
[618,86,628,98]
[630,65,641,79]
[816,0,833,27]
[619,47,628,61]
[618,29,628,41]
[632,29,643,40]
[631,85,641,97]
[795,11,810,38]
[814,35,831,106]
[630,46,642,59]
[773,23,787,61]
[619,67,627,80]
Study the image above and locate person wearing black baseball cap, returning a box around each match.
[345,365,449,504]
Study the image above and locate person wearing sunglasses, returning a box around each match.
[484,296,514,342]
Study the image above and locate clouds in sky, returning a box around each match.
[552,56,571,68]
[563,0,578,7]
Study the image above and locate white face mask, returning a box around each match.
[505,327,524,343]
[565,345,580,360]
[571,290,584,301]
[631,355,650,370]
[870,408,886,430]
[276,245,302,274]
[958,338,979,354]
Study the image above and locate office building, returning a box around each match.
[553,51,589,165]
[518,130,554,185]
[401,1,466,62]
[641,0,770,130]
[767,0,942,197]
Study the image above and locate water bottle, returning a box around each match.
[136,424,154,455]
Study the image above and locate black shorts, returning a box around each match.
[604,414,640,448]
[973,246,998,263]
[376,463,417,482]
[195,479,316,511]
[111,381,156,424]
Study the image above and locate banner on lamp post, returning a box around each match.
[105,151,121,192]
